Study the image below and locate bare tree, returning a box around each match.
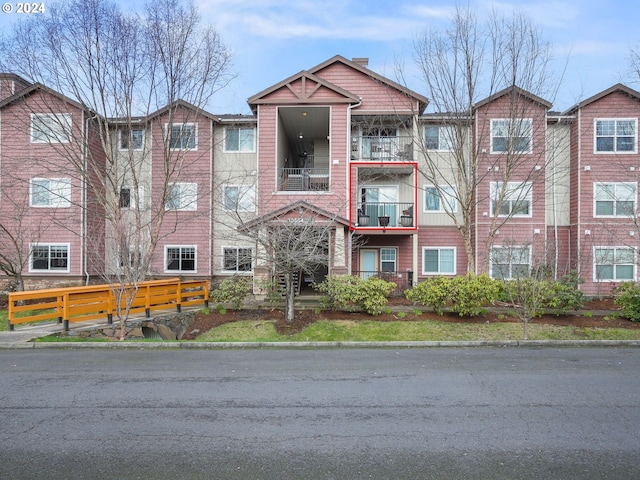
[0,0,232,337]
[413,6,563,274]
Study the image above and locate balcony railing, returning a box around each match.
[352,136,414,162]
[356,202,415,227]
[278,168,330,192]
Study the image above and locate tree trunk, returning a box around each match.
[285,272,296,323]
[523,320,529,341]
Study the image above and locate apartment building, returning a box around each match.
[1,57,639,296]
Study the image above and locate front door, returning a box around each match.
[360,249,378,280]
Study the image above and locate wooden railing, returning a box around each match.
[8,278,209,331]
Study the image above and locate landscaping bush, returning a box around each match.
[210,277,252,310]
[404,276,452,315]
[545,271,585,314]
[314,275,396,316]
[613,282,640,321]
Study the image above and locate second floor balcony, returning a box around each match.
[278,167,330,192]
[356,202,415,228]
[352,136,414,162]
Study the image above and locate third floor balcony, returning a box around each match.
[351,136,414,162]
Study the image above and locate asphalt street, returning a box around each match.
[0,347,638,479]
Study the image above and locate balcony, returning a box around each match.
[352,136,414,162]
[278,167,330,192]
[356,202,415,228]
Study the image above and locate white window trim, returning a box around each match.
[119,127,145,151]
[29,243,71,273]
[490,181,533,218]
[490,245,531,280]
[166,182,197,211]
[594,118,638,154]
[223,126,256,153]
[221,246,254,274]
[380,247,397,272]
[30,178,71,208]
[30,113,72,144]
[422,247,457,275]
[166,123,198,151]
[424,184,457,213]
[424,125,454,151]
[223,184,256,212]
[164,245,197,273]
[593,182,637,218]
[490,118,532,154]
[593,246,637,282]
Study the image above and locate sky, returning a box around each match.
[1,0,639,115]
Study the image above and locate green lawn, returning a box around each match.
[192,319,640,342]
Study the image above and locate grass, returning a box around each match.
[193,319,640,343]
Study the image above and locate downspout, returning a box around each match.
[347,98,362,276]
[84,114,90,285]
[552,119,558,279]
[576,109,582,278]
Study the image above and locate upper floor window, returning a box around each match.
[30,178,71,208]
[120,186,144,209]
[165,246,196,272]
[224,127,255,152]
[425,126,454,151]
[595,119,637,153]
[168,123,197,150]
[222,246,253,273]
[30,243,69,272]
[424,185,457,213]
[120,128,144,150]
[223,185,255,212]
[594,247,635,281]
[594,182,636,217]
[423,247,456,275]
[491,246,530,280]
[490,181,532,217]
[491,119,532,154]
[166,182,197,211]
[31,113,72,144]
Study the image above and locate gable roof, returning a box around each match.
[0,82,85,111]
[563,83,640,114]
[474,85,552,111]
[238,200,350,231]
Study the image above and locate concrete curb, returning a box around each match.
[1,339,639,350]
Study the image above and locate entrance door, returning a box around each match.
[360,249,378,280]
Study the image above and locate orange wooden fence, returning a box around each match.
[8,278,209,331]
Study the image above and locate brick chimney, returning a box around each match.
[352,58,369,68]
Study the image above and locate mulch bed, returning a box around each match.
[182,297,639,339]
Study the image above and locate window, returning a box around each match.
[423,247,456,275]
[594,247,635,281]
[595,119,637,153]
[120,128,144,150]
[224,127,255,152]
[120,186,143,209]
[222,247,253,273]
[424,185,457,213]
[30,178,71,208]
[490,182,532,217]
[594,183,636,217]
[380,248,397,272]
[425,126,454,151]
[165,246,196,272]
[166,183,197,211]
[491,119,532,153]
[168,123,197,150]
[223,185,255,212]
[491,246,530,280]
[30,244,69,272]
[31,113,72,143]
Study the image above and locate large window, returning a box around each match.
[595,119,636,153]
[30,244,69,272]
[224,127,255,152]
[222,247,253,273]
[424,126,454,151]
[423,247,456,275]
[594,182,636,217]
[30,178,71,208]
[166,183,197,211]
[490,182,532,217]
[491,119,532,154]
[165,246,196,272]
[491,246,530,280]
[380,248,397,272]
[594,247,635,281]
[168,123,197,150]
[223,185,255,212]
[31,113,72,144]
[120,128,144,150]
[424,185,457,213]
